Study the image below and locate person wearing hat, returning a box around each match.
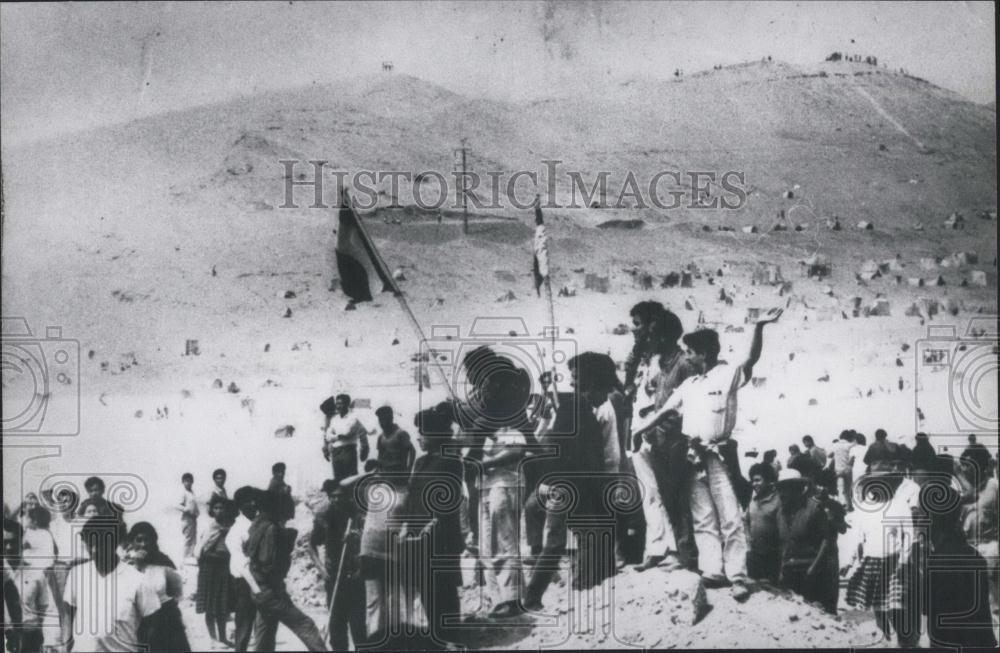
[775,469,840,614]
[634,308,782,599]
[309,477,366,651]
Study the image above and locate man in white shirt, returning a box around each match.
[60,515,160,652]
[226,486,261,652]
[480,425,526,618]
[321,394,372,480]
[636,308,781,599]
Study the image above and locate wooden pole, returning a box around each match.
[461,138,469,235]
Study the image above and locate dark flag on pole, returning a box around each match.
[532,197,550,296]
[335,191,400,303]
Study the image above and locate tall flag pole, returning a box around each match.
[533,195,560,411]
[334,187,456,401]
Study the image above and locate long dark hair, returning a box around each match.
[624,301,684,387]
[127,521,176,569]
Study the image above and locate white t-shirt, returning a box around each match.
[662,362,748,442]
[21,527,57,569]
[481,428,526,490]
[226,514,253,579]
[63,560,160,652]
[138,564,184,603]
[324,413,369,449]
[595,400,620,471]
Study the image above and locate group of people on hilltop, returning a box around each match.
[4,298,999,651]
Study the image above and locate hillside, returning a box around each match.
[1,59,996,648]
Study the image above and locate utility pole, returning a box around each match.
[460,138,469,235]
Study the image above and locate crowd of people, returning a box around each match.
[3,300,998,651]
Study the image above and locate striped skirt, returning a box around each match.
[845,554,915,612]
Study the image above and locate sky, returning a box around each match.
[1,1,995,144]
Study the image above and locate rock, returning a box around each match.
[817,373,830,382]
[283,290,297,299]
[865,298,891,317]
[393,267,407,281]
[680,271,694,288]
[495,290,517,302]
[943,212,965,229]
[134,410,143,419]
[919,258,939,270]
[913,222,924,231]
[283,308,293,318]
[741,225,758,234]
[808,398,818,406]
[827,217,842,231]
[274,425,295,438]
[907,277,925,287]
[661,570,709,626]
[557,286,577,297]
[212,378,224,389]
[857,220,874,230]
[264,343,270,352]
[771,222,788,232]
[227,382,240,394]
[684,299,694,310]
[612,323,630,336]
[930,275,946,286]
[783,190,794,199]
[662,272,681,288]
[970,270,988,287]
[584,274,610,293]
[858,260,882,280]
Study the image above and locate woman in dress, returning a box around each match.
[126,521,192,652]
[196,497,236,648]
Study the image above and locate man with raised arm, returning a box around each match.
[634,308,782,600]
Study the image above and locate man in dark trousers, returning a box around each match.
[310,478,366,651]
[396,403,466,647]
[225,486,262,652]
[523,352,613,610]
[246,490,327,651]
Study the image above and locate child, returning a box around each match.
[177,473,200,560]
[196,497,236,648]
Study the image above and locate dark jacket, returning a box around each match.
[925,536,997,648]
[397,453,465,557]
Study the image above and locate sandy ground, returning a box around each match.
[2,64,996,649]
